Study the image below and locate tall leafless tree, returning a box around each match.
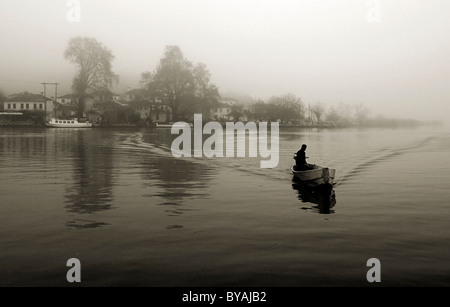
[267,93,304,123]
[141,46,220,121]
[310,102,325,123]
[64,37,118,117]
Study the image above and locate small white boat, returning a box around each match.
[46,118,93,128]
[155,123,174,128]
[291,165,336,186]
[156,123,193,129]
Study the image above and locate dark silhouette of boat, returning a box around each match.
[291,165,336,186]
[292,180,337,214]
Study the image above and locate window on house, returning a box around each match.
[39,104,43,109]
[7,104,11,109]
[34,104,37,109]
[13,104,16,109]
[26,104,29,109]
[21,104,24,109]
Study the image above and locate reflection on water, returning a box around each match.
[64,131,114,212]
[142,158,212,201]
[2,126,450,286]
[114,130,215,228]
[66,219,111,229]
[53,129,115,229]
[138,136,214,223]
[292,181,337,214]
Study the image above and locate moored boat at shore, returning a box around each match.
[155,122,193,129]
[45,118,93,128]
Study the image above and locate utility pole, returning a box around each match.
[41,82,60,119]
[55,83,59,103]
[41,82,48,121]
[41,82,60,99]
[41,83,47,98]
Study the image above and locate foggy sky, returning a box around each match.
[1,0,449,122]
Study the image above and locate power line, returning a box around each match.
[41,82,60,100]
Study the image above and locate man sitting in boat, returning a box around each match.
[294,144,313,171]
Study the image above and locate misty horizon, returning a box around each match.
[1,0,449,123]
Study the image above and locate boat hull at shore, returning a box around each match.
[291,165,335,186]
[45,118,93,128]
[155,123,193,129]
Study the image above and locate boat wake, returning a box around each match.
[116,132,289,180]
[335,136,436,186]
[115,132,177,159]
[115,131,442,187]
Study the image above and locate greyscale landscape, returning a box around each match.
[1,1,448,128]
[1,0,450,295]
[1,38,441,129]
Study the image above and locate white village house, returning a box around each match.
[210,103,232,121]
[2,92,56,119]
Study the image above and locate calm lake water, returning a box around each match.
[1,125,449,286]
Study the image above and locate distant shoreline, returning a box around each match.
[0,120,444,130]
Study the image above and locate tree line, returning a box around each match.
[0,89,6,105]
[241,97,370,126]
[62,36,431,127]
[140,45,220,121]
[64,37,220,121]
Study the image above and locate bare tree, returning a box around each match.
[229,104,244,121]
[64,37,118,117]
[336,102,352,125]
[251,100,268,121]
[192,63,220,119]
[267,93,304,123]
[310,102,325,123]
[141,46,219,121]
[141,46,195,121]
[354,103,370,126]
[325,106,341,123]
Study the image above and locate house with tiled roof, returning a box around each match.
[56,93,76,105]
[3,92,55,116]
[125,88,172,124]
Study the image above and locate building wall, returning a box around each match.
[137,108,149,120]
[135,104,172,123]
[57,97,73,105]
[150,111,168,123]
[211,106,232,120]
[3,101,54,114]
